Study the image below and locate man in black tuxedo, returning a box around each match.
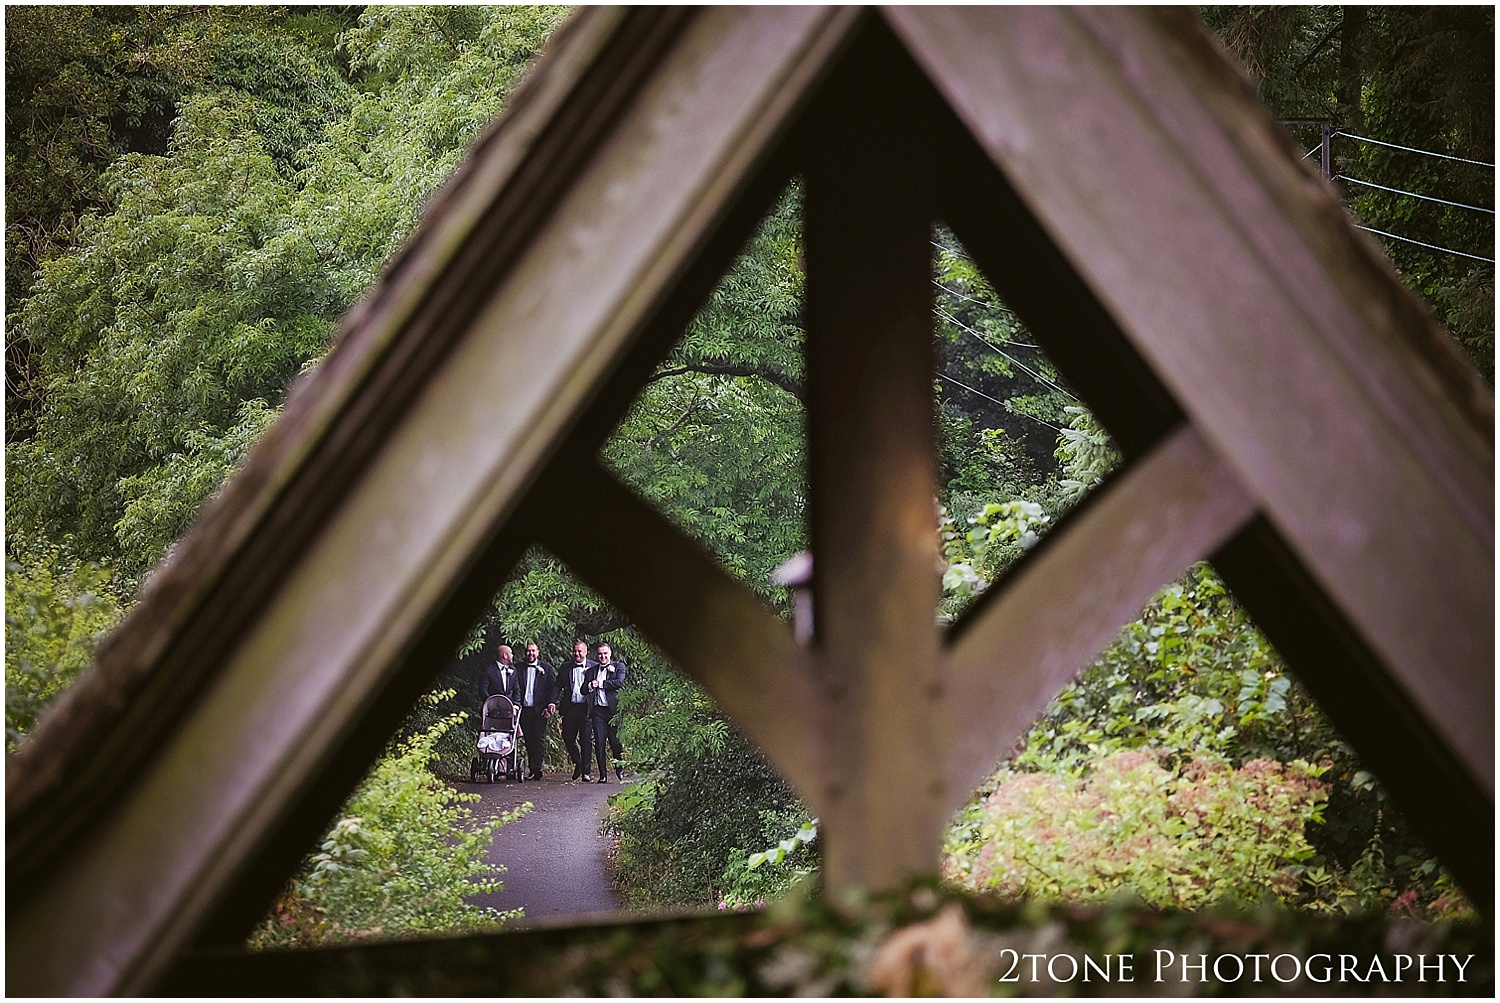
[516,641,556,781]
[557,640,597,780]
[604,652,627,774]
[478,643,519,708]
[587,642,625,784]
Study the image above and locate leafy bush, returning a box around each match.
[4,539,125,751]
[1000,562,1471,918]
[251,694,525,948]
[945,750,1328,911]
[605,723,808,910]
[721,819,819,910]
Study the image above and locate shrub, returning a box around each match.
[251,694,525,947]
[5,540,125,751]
[944,750,1328,911]
[605,723,807,910]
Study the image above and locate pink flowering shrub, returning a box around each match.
[944,751,1328,911]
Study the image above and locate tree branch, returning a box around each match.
[646,363,804,402]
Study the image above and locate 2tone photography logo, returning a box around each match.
[998,950,1478,988]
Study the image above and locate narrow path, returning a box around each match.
[457,771,621,923]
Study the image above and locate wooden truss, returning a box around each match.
[7,8,1492,995]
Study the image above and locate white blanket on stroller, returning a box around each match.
[477,732,514,755]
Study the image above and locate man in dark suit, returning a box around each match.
[587,642,625,783]
[556,640,597,780]
[604,652,627,775]
[516,641,556,781]
[478,643,520,707]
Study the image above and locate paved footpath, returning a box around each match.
[456,771,620,924]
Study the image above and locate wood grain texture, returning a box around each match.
[889,6,1494,795]
[803,20,946,892]
[6,8,863,995]
[536,466,824,808]
[944,423,1257,812]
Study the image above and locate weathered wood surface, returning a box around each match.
[944,423,1257,812]
[8,6,1494,995]
[888,7,1494,794]
[803,26,945,891]
[6,8,865,995]
[536,466,822,804]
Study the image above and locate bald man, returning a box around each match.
[478,642,519,706]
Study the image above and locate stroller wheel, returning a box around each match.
[470,757,482,783]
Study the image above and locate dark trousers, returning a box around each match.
[519,706,547,777]
[607,713,624,760]
[589,706,616,778]
[561,703,589,773]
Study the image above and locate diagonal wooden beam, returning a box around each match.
[943,423,1257,812]
[5,9,866,995]
[1210,519,1496,910]
[890,7,1494,806]
[533,464,824,805]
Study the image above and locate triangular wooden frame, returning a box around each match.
[8,9,1491,995]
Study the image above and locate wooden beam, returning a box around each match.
[6,9,865,995]
[534,465,824,805]
[889,8,1493,801]
[802,20,945,894]
[944,423,1256,811]
[936,117,1181,462]
[5,5,652,894]
[1211,519,1495,909]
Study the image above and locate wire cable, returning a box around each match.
[1335,131,1494,168]
[937,306,1079,402]
[931,241,1041,345]
[1355,224,1495,263]
[1336,174,1494,214]
[930,280,1042,348]
[938,372,1066,434]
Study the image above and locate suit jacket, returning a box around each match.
[479,661,520,706]
[557,658,597,711]
[587,660,625,713]
[517,659,556,709]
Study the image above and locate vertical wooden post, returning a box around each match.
[804,37,943,896]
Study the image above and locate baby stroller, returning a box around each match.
[470,693,521,783]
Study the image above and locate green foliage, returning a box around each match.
[971,560,1474,920]
[3,7,349,301]
[1014,564,1330,772]
[1053,405,1120,506]
[945,751,1328,911]
[8,91,336,572]
[605,186,808,596]
[1203,6,1494,381]
[746,819,819,873]
[252,693,525,948]
[9,5,569,579]
[114,398,280,572]
[940,498,1050,609]
[726,819,820,912]
[4,539,125,751]
[933,231,1071,486]
[605,725,808,910]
